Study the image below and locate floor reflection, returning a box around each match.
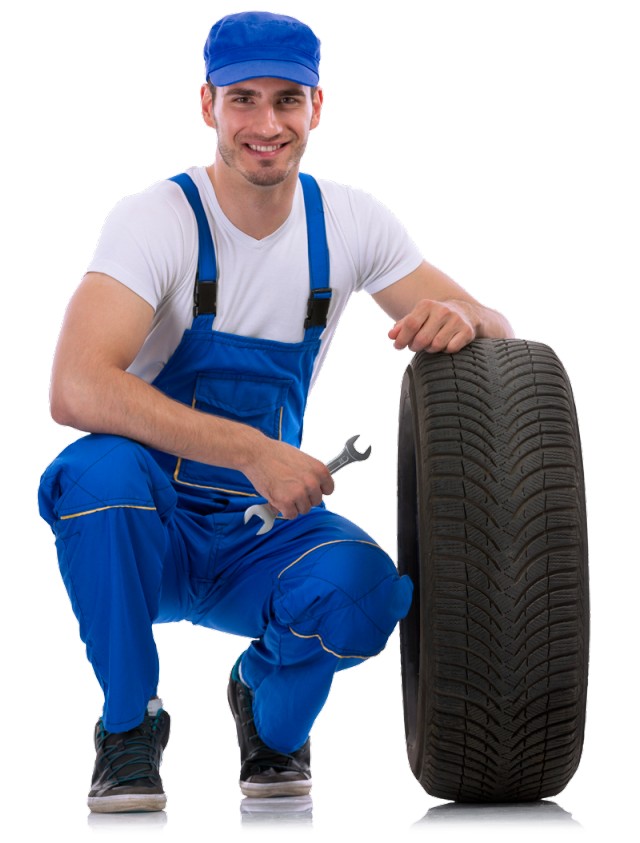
[240,795,313,825]
[87,809,168,830]
[416,800,581,828]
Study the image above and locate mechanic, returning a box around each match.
[38,11,514,813]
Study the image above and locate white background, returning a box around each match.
[2,0,638,840]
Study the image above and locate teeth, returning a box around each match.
[248,144,282,152]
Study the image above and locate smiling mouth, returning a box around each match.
[246,143,287,153]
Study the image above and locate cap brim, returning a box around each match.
[208,59,319,87]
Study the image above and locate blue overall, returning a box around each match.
[38,173,413,753]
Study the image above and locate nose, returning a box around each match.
[252,103,283,138]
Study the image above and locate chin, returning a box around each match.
[243,167,294,187]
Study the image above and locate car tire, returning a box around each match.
[397,339,589,802]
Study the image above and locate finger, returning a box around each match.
[293,488,318,516]
[417,320,459,353]
[278,485,322,519]
[308,487,324,508]
[278,500,300,520]
[412,306,475,352]
[391,312,430,349]
[319,470,334,495]
[423,315,475,353]
[444,326,475,353]
[407,312,451,352]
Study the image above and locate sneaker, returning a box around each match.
[87,709,170,813]
[227,668,312,798]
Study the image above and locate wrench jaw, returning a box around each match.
[326,434,372,474]
[345,434,372,462]
[243,504,276,535]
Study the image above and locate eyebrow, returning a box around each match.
[224,86,307,98]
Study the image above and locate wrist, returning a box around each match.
[475,306,514,339]
[234,425,266,473]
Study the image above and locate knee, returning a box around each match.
[38,434,175,524]
[274,541,413,659]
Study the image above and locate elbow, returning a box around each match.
[49,373,91,429]
[50,393,74,427]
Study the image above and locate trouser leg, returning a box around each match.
[196,509,413,754]
[38,434,180,733]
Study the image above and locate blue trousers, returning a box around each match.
[38,434,413,753]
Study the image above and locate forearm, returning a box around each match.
[50,364,262,474]
[51,362,333,514]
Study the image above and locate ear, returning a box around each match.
[201,83,216,129]
[310,86,323,130]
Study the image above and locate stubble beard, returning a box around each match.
[217,137,308,187]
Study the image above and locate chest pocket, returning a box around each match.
[193,371,292,441]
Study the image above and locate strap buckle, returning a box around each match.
[304,287,332,329]
[193,279,217,318]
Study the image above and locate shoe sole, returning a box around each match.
[240,778,312,798]
[88,793,167,813]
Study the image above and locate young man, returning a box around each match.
[39,11,513,813]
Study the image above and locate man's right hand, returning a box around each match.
[241,438,334,520]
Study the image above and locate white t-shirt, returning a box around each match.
[87,166,423,387]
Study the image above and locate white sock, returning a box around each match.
[238,660,249,688]
[147,697,163,716]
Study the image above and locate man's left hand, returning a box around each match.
[388,298,478,354]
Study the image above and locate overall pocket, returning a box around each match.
[175,371,292,490]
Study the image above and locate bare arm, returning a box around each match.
[50,272,332,516]
[373,260,514,353]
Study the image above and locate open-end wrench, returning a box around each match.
[244,435,371,535]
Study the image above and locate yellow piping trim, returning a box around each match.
[60,504,157,521]
[173,456,183,483]
[278,406,284,440]
[173,476,259,497]
[278,539,380,578]
[173,391,198,483]
[289,628,372,660]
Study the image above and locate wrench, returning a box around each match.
[243,435,371,535]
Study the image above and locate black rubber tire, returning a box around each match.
[398,339,589,803]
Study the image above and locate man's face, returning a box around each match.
[201,77,323,187]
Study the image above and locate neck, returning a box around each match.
[206,157,300,240]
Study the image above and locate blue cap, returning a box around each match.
[204,11,321,87]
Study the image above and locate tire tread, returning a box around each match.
[398,339,588,802]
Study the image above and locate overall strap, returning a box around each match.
[168,173,217,332]
[168,172,331,337]
[299,173,332,340]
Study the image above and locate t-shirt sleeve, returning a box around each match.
[347,188,424,295]
[86,183,191,311]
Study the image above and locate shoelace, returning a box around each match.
[97,717,161,785]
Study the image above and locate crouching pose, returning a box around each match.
[39,10,513,812]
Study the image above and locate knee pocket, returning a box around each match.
[274,540,413,659]
[38,433,176,524]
